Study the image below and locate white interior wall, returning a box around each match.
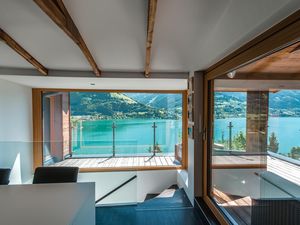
[177,71,196,205]
[0,79,33,184]
[177,138,194,205]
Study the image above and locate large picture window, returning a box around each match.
[38,90,187,171]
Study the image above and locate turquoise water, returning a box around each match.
[72,119,182,156]
[214,117,300,154]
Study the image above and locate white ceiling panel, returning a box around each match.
[0,43,34,68]
[0,0,90,70]
[0,0,299,72]
[0,75,187,90]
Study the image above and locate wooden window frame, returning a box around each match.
[202,10,300,225]
[32,88,188,172]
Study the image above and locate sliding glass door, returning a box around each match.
[207,42,300,225]
[43,92,71,165]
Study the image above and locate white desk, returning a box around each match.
[0,182,95,225]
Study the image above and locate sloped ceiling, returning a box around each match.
[237,42,300,74]
[0,0,299,73]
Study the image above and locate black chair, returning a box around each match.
[33,167,79,184]
[0,168,11,185]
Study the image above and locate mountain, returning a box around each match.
[214,92,246,119]
[269,90,300,108]
[269,90,300,117]
[218,92,246,101]
[70,92,180,119]
[124,93,182,109]
[215,91,300,118]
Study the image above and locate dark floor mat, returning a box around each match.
[137,188,192,210]
[96,205,206,225]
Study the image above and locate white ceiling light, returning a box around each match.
[227,70,236,79]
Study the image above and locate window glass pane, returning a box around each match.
[214,92,247,152]
[210,42,300,225]
[43,91,183,169]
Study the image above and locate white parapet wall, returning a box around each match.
[0,183,95,225]
[79,169,177,205]
[177,138,195,205]
[0,79,33,184]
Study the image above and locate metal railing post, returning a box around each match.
[152,122,157,157]
[112,122,117,157]
[228,121,233,150]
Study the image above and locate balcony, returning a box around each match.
[43,120,184,171]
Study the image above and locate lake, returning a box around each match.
[214,117,300,155]
[72,119,182,156]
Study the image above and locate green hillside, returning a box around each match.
[124,93,182,109]
[214,93,246,119]
[215,91,300,119]
[70,92,181,119]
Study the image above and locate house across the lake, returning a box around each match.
[0,1,300,225]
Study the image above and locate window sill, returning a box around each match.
[79,165,182,173]
[50,156,184,172]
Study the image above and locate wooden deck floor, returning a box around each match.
[212,155,267,168]
[53,156,180,169]
[213,188,252,225]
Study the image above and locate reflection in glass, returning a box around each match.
[211,83,300,225]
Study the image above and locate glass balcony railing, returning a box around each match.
[41,118,183,169]
[70,120,183,158]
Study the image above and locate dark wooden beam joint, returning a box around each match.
[0,28,48,75]
[34,0,101,76]
[145,0,158,78]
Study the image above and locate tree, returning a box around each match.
[221,131,225,143]
[148,142,162,154]
[232,131,246,150]
[290,147,300,160]
[268,132,279,153]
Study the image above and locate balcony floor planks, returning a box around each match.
[53,156,179,169]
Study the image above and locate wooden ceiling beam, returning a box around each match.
[145,0,158,78]
[0,28,48,75]
[217,72,300,80]
[34,0,101,76]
